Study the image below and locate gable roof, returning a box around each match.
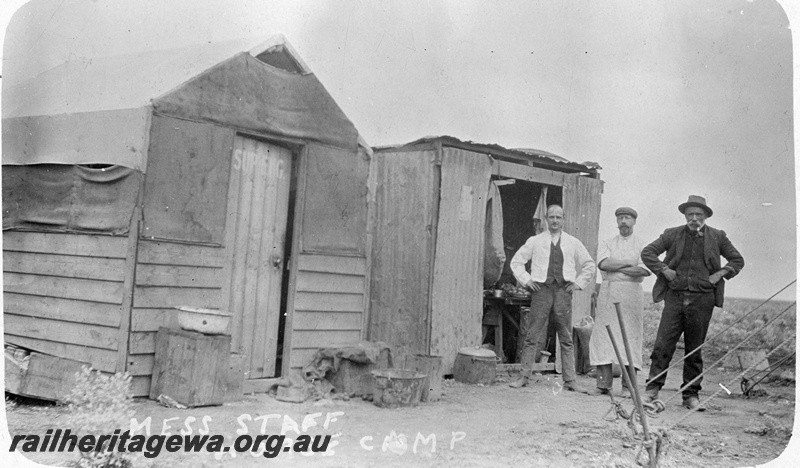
[3,35,366,169]
[3,34,307,118]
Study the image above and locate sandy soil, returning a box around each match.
[5,363,795,468]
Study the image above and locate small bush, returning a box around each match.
[706,298,796,364]
[5,394,18,412]
[65,366,135,468]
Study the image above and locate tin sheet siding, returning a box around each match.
[562,174,603,323]
[367,150,437,365]
[430,148,493,373]
[289,254,367,369]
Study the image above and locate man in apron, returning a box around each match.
[588,207,651,396]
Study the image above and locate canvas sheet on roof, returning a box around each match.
[3,108,151,171]
[3,50,359,170]
[153,54,358,153]
[2,38,272,115]
[3,164,140,233]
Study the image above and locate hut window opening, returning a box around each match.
[254,46,305,74]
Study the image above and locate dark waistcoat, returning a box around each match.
[545,238,565,285]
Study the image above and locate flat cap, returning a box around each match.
[614,207,638,219]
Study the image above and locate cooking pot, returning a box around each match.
[453,347,497,384]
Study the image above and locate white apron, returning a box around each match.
[589,234,647,369]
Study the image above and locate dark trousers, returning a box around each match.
[519,282,576,382]
[646,289,715,397]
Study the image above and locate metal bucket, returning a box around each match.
[453,347,497,385]
[404,354,443,402]
[371,369,427,408]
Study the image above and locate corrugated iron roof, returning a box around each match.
[376,135,602,174]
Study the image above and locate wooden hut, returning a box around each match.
[367,136,602,372]
[3,35,371,397]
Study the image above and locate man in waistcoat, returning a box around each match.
[509,205,596,391]
[641,195,744,411]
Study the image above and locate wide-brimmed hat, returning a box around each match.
[678,195,713,217]
[614,207,638,219]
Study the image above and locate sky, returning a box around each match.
[0,0,796,301]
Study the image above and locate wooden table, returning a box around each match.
[482,295,559,372]
[482,295,527,363]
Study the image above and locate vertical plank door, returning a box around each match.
[367,150,438,366]
[224,136,292,379]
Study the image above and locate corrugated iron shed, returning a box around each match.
[368,136,603,373]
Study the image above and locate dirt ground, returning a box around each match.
[3,358,795,468]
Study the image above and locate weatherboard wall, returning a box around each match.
[2,38,373,398]
[287,253,367,370]
[3,231,129,376]
[126,239,226,395]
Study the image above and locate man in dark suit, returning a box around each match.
[641,195,744,411]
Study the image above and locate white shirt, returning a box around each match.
[510,230,596,290]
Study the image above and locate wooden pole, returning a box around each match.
[606,324,657,466]
[613,302,657,466]
[605,325,635,399]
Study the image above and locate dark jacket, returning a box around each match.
[641,225,744,307]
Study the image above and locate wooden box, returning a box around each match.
[222,353,246,401]
[149,327,231,407]
[5,351,87,402]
